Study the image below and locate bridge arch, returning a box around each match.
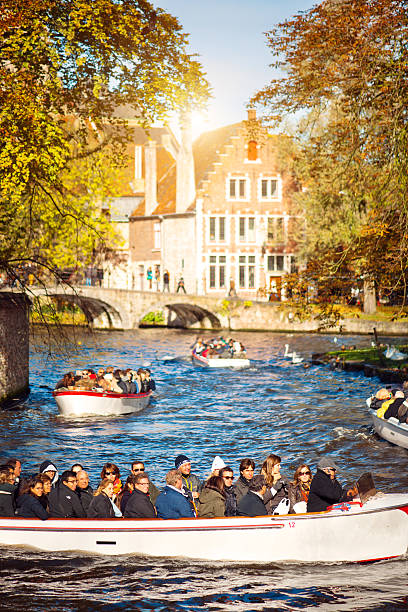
[139,302,221,329]
[49,294,123,329]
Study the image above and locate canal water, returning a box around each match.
[1,329,408,611]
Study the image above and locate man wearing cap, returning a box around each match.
[307,457,356,513]
[174,454,201,502]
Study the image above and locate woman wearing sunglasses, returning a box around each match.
[100,463,122,499]
[288,464,312,513]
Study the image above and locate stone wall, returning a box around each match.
[0,293,30,405]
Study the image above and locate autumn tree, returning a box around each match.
[253,0,408,313]
[0,0,209,283]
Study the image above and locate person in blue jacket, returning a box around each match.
[155,469,195,519]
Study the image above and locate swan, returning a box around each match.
[284,344,294,358]
[384,345,408,360]
[292,352,304,364]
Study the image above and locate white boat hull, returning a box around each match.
[192,353,250,369]
[1,494,408,562]
[53,390,152,417]
[369,408,408,449]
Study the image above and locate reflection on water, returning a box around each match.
[1,329,408,611]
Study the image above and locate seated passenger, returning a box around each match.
[237,475,268,517]
[144,369,156,392]
[76,470,94,513]
[234,458,255,504]
[288,464,312,513]
[71,463,83,475]
[55,372,75,390]
[87,478,122,518]
[100,463,122,498]
[112,369,126,393]
[0,465,17,517]
[307,457,357,513]
[193,338,205,355]
[220,467,237,516]
[37,474,52,512]
[130,460,160,504]
[370,388,392,412]
[39,460,59,487]
[261,454,290,514]
[383,390,406,420]
[16,477,49,520]
[209,456,226,478]
[48,471,86,518]
[124,473,156,518]
[197,476,226,518]
[119,475,137,514]
[155,469,195,519]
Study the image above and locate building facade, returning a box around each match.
[127,110,299,298]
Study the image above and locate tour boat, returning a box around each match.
[367,398,408,449]
[53,389,152,417]
[0,493,408,561]
[191,352,250,369]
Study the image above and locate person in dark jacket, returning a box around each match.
[307,457,357,513]
[220,467,237,516]
[0,465,17,517]
[87,479,120,518]
[175,454,201,505]
[234,458,255,504]
[16,477,49,520]
[76,470,94,513]
[48,471,86,518]
[383,391,406,420]
[130,461,161,505]
[124,473,156,518]
[156,469,195,519]
[238,475,268,517]
[39,460,59,487]
[37,473,52,511]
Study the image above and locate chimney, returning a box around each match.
[247,108,256,121]
[144,140,157,216]
[176,111,196,213]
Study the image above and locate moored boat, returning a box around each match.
[0,493,408,561]
[191,352,250,369]
[53,389,152,417]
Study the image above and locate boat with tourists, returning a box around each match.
[367,398,408,449]
[53,389,153,417]
[191,352,250,369]
[0,492,407,561]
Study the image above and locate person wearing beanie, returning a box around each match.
[174,454,201,503]
[307,457,357,513]
[210,456,226,476]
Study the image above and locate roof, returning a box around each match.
[193,123,241,189]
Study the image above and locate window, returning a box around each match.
[209,255,226,289]
[228,178,248,200]
[260,178,279,200]
[247,140,258,161]
[267,255,285,272]
[153,222,161,249]
[267,217,284,243]
[239,217,255,242]
[239,255,256,289]
[209,216,226,242]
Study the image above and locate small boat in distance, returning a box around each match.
[53,389,152,417]
[191,352,250,369]
[367,397,408,449]
[0,492,407,561]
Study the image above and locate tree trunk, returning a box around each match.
[363,279,376,314]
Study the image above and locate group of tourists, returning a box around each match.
[54,367,156,394]
[0,453,357,521]
[371,382,408,424]
[192,337,246,358]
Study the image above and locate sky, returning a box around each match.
[156,0,317,138]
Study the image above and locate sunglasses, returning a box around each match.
[132,468,145,472]
[223,476,234,480]
[105,471,116,476]
[300,471,311,476]
[327,468,337,473]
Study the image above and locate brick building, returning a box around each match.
[127,109,299,297]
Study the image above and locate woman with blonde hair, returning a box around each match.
[87,478,122,518]
[261,454,290,514]
[288,464,312,513]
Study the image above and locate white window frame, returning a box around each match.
[266,215,286,244]
[237,253,257,290]
[207,214,228,244]
[258,175,281,201]
[237,215,256,244]
[207,253,228,291]
[226,175,250,201]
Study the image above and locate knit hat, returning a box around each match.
[175,454,190,469]
[211,456,226,472]
[317,456,339,471]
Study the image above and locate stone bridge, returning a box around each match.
[28,287,228,330]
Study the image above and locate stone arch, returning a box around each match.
[166,303,221,329]
[48,294,123,329]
